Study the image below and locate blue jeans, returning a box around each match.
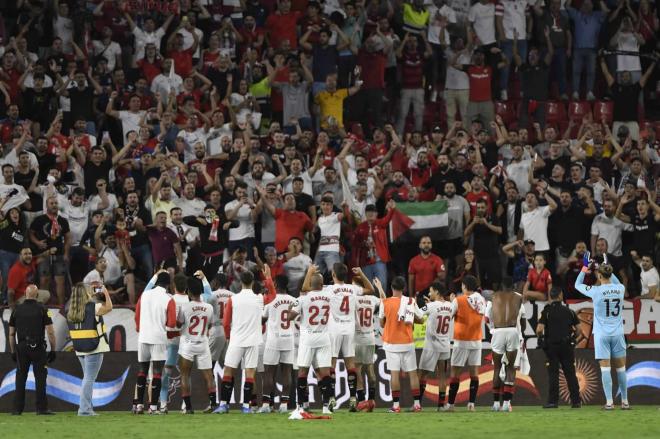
[500,39,527,93]
[0,249,19,298]
[314,251,342,276]
[131,244,153,281]
[77,353,104,415]
[362,261,387,291]
[549,47,568,95]
[572,48,597,96]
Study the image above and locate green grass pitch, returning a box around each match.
[2,406,659,439]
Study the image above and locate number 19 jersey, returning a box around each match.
[178,301,214,343]
[324,283,363,335]
[421,301,453,352]
[292,290,333,348]
[355,295,379,346]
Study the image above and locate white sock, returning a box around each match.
[393,401,400,409]
[414,399,420,406]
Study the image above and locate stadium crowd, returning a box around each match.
[0,0,659,311]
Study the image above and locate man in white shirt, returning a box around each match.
[283,237,313,294]
[634,254,659,300]
[132,272,177,415]
[105,92,146,142]
[92,27,122,72]
[175,183,206,217]
[496,0,534,100]
[0,164,30,214]
[445,38,472,127]
[590,199,633,257]
[224,185,258,260]
[125,12,174,61]
[505,144,533,194]
[150,58,183,104]
[519,188,557,252]
[215,271,264,414]
[469,0,497,47]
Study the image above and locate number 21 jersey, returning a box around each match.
[178,301,214,343]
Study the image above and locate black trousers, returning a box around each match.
[545,343,581,405]
[14,341,49,413]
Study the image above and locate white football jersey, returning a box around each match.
[292,290,333,348]
[211,289,234,329]
[263,294,296,350]
[178,301,214,343]
[324,283,364,335]
[168,293,190,345]
[421,300,453,351]
[355,295,379,346]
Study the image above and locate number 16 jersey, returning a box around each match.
[421,301,453,352]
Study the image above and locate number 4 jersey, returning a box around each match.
[263,294,296,351]
[420,300,453,352]
[324,283,364,335]
[178,301,214,343]
[292,290,333,348]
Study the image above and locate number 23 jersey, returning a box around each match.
[421,301,453,351]
[292,291,333,348]
[178,301,214,343]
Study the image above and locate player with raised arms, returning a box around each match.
[302,262,374,412]
[575,253,629,410]
[177,276,215,414]
[288,265,336,415]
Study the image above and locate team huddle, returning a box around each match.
[130,254,629,415]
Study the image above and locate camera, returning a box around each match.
[94,285,103,295]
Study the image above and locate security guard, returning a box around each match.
[8,284,57,415]
[536,287,581,409]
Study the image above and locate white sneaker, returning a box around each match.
[279,405,289,414]
[322,406,333,415]
[502,401,512,412]
[586,92,596,101]
[492,402,500,412]
[501,90,508,101]
[572,92,580,101]
[467,402,476,412]
[257,405,272,414]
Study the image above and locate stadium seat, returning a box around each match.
[495,100,517,126]
[593,101,614,125]
[567,101,592,123]
[545,101,567,126]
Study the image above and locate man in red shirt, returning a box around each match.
[166,22,200,78]
[351,201,396,288]
[464,175,493,217]
[256,186,314,253]
[265,0,302,50]
[455,48,507,127]
[354,30,392,135]
[395,34,432,135]
[408,236,446,299]
[7,247,51,307]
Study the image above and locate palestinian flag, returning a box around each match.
[390,201,448,242]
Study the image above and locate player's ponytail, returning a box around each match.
[598,263,613,278]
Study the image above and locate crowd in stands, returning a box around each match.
[0,0,659,309]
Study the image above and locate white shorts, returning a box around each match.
[355,344,375,365]
[138,343,167,363]
[179,339,213,370]
[263,347,294,365]
[490,328,520,355]
[224,345,260,369]
[209,333,228,362]
[419,348,451,372]
[385,348,417,372]
[451,346,482,367]
[331,333,355,358]
[297,344,332,369]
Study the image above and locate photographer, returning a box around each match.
[536,287,581,408]
[66,283,113,416]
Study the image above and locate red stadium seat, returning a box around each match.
[495,101,517,126]
[567,101,592,123]
[593,101,614,125]
[545,101,567,126]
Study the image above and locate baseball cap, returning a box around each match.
[365,204,378,213]
[432,126,442,133]
[523,239,535,246]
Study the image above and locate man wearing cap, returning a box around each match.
[352,200,396,288]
